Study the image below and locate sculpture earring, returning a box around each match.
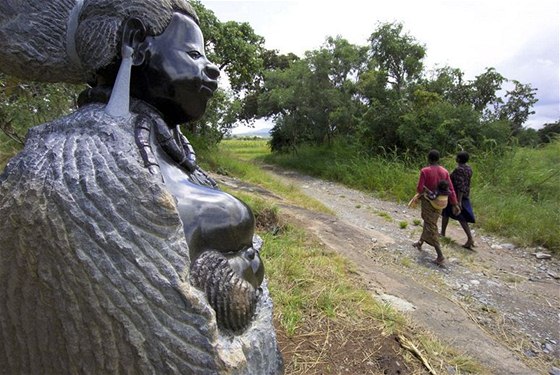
[105,45,133,119]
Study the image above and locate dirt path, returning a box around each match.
[213,166,559,375]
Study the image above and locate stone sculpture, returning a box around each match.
[0,1,282,373]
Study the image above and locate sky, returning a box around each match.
[200,0,560,133]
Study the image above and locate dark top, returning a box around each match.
[450,164,472,198]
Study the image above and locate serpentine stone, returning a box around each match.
[0,103,283,374]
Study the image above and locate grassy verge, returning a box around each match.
[203,139,331,214]
[470,143,560,251]
[261,140,418,202]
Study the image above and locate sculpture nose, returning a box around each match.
[204,62,220,80]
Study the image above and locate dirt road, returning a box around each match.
[213,166,559,375]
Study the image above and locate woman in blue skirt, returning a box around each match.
[441,151,476,249]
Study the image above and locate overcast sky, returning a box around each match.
[200,0,559,131]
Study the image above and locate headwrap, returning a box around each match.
[0,0,198,83]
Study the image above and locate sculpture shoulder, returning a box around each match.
[0,103,184,249]
[28,103,137,139]
[1,104,161,201]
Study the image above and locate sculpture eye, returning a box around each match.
[188,51,202,59]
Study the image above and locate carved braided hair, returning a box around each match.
[0,0,198,84]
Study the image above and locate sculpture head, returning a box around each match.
[79,0,220,123]
[129,13,220,124]
[0,0,220,123]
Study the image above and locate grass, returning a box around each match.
[260,210,483,373]
[201,139,332,215]
[375,210,393,221]
[465,143,560,251]
[400,257,412,268]
[263,140,418,202]
[262,225,371,331]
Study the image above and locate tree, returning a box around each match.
[188,1,267,141]
[352,22,427,154]
[237,50,300,122]
[538,120,560,143]
[324,36,367,89]
[356,68,403,153]
[262,49,300,71]
[496,80,538,134]
[307,37,367,140]
[0,73,83,166]
[515,127,539,146]
[368,22,426,94]
[185,13,539,154]
[398,89,481,155]
[470,68,505,114]
[211,21,265,92]
[263,37,366,149]
[191,1,266,94]
[421,66,470,106]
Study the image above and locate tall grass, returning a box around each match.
[221,138,559,252]
[468,143,560,250]
[263,140,419,202]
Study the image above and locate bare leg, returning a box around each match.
[434,244,445,265]
[441,216,449,237]
[460,220,474,248]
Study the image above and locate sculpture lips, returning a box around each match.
[200,82,217,96]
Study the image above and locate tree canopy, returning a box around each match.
[255,21,550,155]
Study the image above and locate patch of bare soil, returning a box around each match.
[275,318,411,375]
[213,166,560,375]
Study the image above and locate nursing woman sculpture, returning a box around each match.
[0,0,282,373]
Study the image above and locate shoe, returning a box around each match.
[462,242,475,250]
[433,257,445,266]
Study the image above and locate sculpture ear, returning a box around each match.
[105,18,146,118]
[121,18,146,66]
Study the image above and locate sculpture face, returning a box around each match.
[133,13,220,124]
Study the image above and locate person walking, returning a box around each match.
[441,151,476,249]
[413,149,460,265]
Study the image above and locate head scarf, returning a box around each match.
[0,0,198,83]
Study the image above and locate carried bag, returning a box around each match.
[427,194,448,210]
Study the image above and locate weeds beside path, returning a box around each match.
[212,165,560,375]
